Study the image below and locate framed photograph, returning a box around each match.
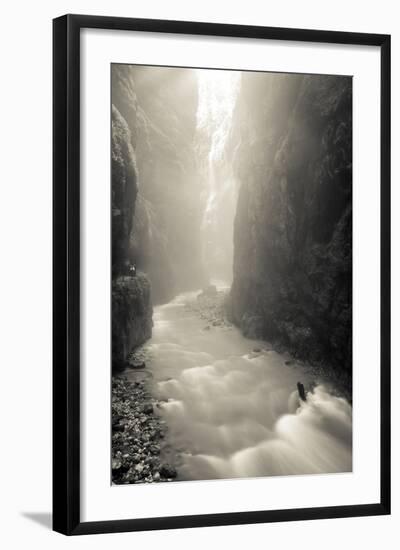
[53,14,391,535]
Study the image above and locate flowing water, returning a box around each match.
[129,289,352,481]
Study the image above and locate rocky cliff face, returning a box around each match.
[112,274,152,368]
[112,65,205,303]
[112,104,153,369]
[111,105,137,277]
[229,73,352,372]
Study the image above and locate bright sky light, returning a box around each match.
[196,69,241,162]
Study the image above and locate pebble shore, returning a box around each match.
[112,374,177,484]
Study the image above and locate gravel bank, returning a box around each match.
[112,373,177,484]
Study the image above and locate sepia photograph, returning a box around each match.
[111,63,353,485]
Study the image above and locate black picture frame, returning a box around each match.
[53,14,391,535]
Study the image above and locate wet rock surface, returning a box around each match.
[111,375,177,484]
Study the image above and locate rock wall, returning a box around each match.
[112,104,153,368]
[229,73,352,372]
[112,274,152,368]
[111,104,137,277]
[112,65,206,303]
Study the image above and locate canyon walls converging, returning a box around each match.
[228,73,352,372]
[111,68,354,487]
[111,65,352,376]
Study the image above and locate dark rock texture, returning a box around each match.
[112,105,138,277]
[112,65,206,303]
[112,104,153,368]
[229,73,352,372]
[112,275,153,369]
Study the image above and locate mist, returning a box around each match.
[111,65,352,484]
[196,69,241,283]
[112,64,243,298]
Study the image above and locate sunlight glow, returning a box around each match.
[196,69,241,162]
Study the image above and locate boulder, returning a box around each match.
[142,402,153,415]
[160,464,177,479]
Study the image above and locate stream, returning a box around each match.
[126,288,352,482]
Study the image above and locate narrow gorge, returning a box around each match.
[111,65,353,484]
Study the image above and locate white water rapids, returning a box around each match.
[127,289,352,482]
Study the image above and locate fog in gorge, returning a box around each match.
[196,70,241,283]
[111,65,353,484]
